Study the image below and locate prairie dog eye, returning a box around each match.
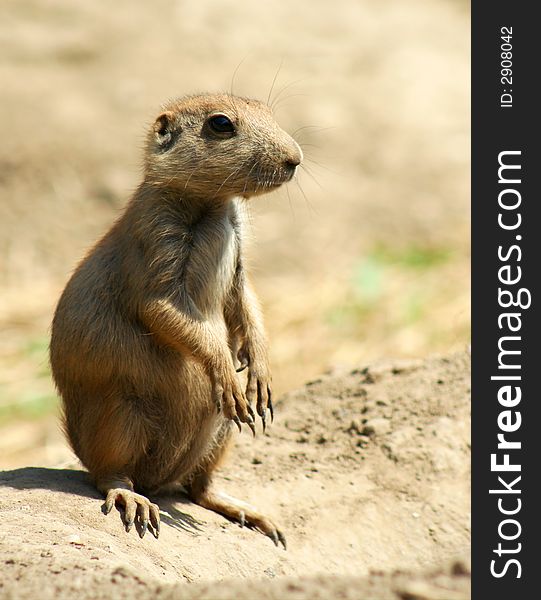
[207,114,236,136]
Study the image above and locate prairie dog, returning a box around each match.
[49,93,302,546]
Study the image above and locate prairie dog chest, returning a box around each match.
[188,204,240,314]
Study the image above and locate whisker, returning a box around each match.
[267,60,284,107]
[294,176,315,215]
[271,93,310,113]
[212,164,244,199]
[298,142,322,150]
[285,177,295,219]
[300,163,323,190]
[291,124,330,137]
[270,78,306,111]
[230,56,248,96]
[242,161,259,195]
[303,156,336,174]
[182,153,218,193]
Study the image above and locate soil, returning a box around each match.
[0,351,471,599]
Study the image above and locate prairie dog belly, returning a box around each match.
[132,358,226,490]
[136,408,226,491]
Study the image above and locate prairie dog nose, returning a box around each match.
[284,141,303,169]
[285,157,301,169]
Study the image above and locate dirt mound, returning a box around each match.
[0,352,471,599]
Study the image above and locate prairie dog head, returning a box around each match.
[144,93,303,200]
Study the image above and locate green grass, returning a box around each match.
[0,391,59,424]
[23,336,52,378]
[327,243,454,330]
[369,244,452,270]
[0,335,56,425]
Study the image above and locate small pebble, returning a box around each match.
[362,418,391,436]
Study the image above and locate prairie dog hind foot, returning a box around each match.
[191,488,286,549]
[100,481,160,539]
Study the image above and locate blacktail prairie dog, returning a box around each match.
[50,93,302,547]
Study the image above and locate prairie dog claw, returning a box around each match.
[103,488,160,539]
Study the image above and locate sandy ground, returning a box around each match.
[0,352,471,599]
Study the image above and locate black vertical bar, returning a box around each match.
[472,2,540,597]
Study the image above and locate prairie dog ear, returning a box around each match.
[153,111,176,147]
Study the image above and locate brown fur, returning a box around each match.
[49,93,301,545]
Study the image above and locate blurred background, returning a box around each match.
[0,0,470,468]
